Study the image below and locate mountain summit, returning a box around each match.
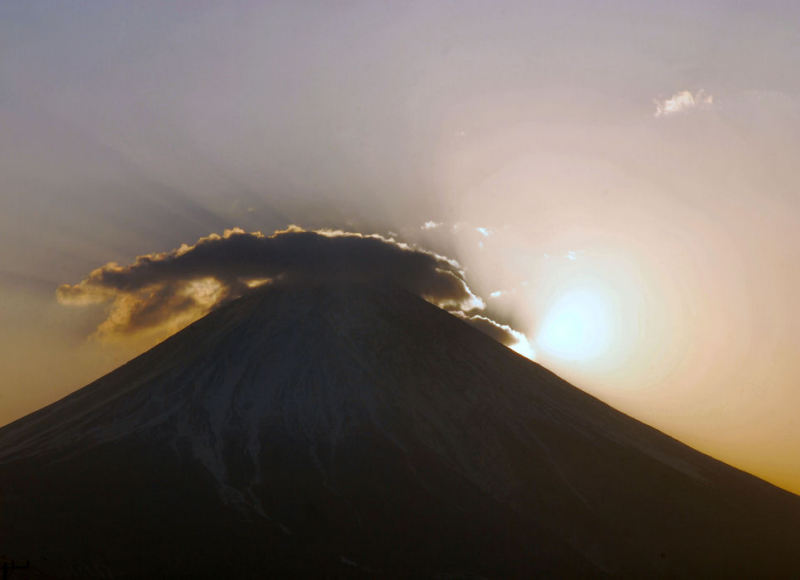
[1,282,798,577]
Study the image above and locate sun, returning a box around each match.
[536,288,613,361]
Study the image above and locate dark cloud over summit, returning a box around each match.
[57,227,531,355]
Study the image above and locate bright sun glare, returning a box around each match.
[536,289,613,361]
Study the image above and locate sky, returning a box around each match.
[2,1,800,493]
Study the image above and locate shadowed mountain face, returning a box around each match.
[1,282,798,578]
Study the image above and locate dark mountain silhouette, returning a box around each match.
[1,282,798,578]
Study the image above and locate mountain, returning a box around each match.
[1,282,798,578]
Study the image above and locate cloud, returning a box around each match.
[59,227,533,347]
[654,90,713,117]
[451,312,535,359]
[421,221,443,230]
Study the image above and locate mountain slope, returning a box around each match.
[1,282,798,577]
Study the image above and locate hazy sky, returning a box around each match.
[3,1,800,492]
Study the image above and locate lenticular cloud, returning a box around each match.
[58,226,530,354]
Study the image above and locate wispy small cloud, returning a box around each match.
[654,90,713,117]
[421,221,443,230]
[475,227,491,237]
[489,288,519,299]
